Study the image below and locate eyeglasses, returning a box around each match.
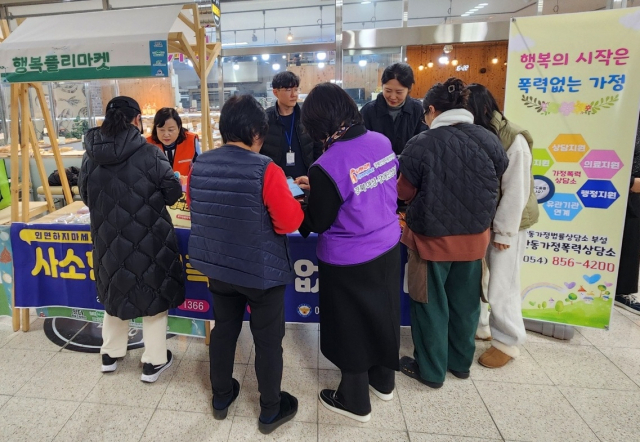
[278,87,302,94]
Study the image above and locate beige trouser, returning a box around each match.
[101,311,169,365]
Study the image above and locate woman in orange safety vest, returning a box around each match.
[147,108,200,178]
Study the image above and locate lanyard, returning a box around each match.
[282,109,295,151]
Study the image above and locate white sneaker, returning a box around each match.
[369,385,393,401]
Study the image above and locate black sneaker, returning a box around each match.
[258,391,299,434]
[318,389,371,423]
[212,378,240,420]
[101,354,118,373]
[616,294,640,316]
[141,350,173,383]
[399,356,443,389]
[449,369,470,379]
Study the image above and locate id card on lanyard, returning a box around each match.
[283,110,296,166]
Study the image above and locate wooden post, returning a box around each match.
[9,84,20,332]
[28,111,56,213]
[32,83,73,205]
[197,26,210,152]
[19,85,31,331]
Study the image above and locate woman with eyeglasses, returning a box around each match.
[361,63,428,157]
[260,71,323,184]
[397,78,508,388]
[297,83,401,423]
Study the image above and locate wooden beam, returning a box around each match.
[28,118,55,213]
[205,42,221,77]
[0,19,9,40]
[9,84,20,332]
[20,85,29,223]
[31,83,73,205]
[178,12,196,33]
[184,3,200,30]
[177,32,200,73]
[197,26,210,152]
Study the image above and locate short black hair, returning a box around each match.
[301,83,363,142]
[219,95,269,146]
[381,63,415,89]
[151,107,186,145]
[423,77,470,113]
[272,71,300,89]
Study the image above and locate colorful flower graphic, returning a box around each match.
[521,95,619,116]
[573,101,588,114]
[559,102,575,116]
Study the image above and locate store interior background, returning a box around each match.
[0,0,636,146]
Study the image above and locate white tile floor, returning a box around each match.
[1,308,640,441]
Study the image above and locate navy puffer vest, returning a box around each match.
[188,145,294,290]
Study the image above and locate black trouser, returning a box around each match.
[336,365,395,415]
[209,279,285,418]
[616,208,640,295]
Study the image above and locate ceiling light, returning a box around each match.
[261,54,270,61]
[252,56,257,61]
[317,52,327,61]
[444,45,453,54]
[479,2,488,5]
[233,63,239,71]
[439,55,449,65]
[361,1,371,3]
[358,60,367,67]
[492,56,499,64]
[287,28,293,41]
[451,59,459,66]
[318,62,325,68]
[418,64,424,71]
[461,13,470,16]
[427,61,434,68]
[272,63,281,71]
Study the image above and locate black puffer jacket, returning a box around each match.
[361,94,428,156]
[79,126,185,320]
[399,112,508,237]
[261,103,323,171]
[628,121,640,218]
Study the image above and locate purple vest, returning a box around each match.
[313,130,401,265]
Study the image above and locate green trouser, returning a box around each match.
[410,260,482,383]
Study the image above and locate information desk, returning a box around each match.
[12,203,412,327]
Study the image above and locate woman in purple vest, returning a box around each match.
[297,83,402,422]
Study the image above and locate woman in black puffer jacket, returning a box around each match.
[79,96,184,383]
[397,78,508,389]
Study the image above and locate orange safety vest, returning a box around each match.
[147,131,198,177]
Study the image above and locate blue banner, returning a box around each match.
[12,223,412,325]
[149,40,168,77]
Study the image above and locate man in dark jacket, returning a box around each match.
[79,96,184,383]
[260,71,323,180]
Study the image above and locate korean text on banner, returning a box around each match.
[504,8,640,329]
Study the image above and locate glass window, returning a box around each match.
[342,49,402,109]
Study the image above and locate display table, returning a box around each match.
[11,203,412,332]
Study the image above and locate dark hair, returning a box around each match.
[101,96,141,138]
[151,107,186,145]
[301,83,363,142]
[219,95,269,146]
[466,83,503,136]
[423,77,470,113]
[381,63,415,89]
[272,71,300,89]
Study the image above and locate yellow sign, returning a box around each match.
[505,8,640,328]
[19,229,91,245]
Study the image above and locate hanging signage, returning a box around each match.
[504,8,640,329]
[212,0,221,26]
[0,41,168,83]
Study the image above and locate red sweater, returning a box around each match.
[187,162,303,234]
